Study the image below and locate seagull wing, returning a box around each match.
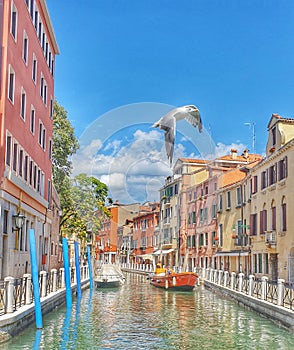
[185,107,202,132]
[160,114,176,167]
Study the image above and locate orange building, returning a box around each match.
[0,0,59,277]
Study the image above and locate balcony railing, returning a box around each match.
[265,231,277,247]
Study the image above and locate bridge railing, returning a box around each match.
[0,265,89,316]
[200,268,294,311]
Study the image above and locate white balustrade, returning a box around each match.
[4,276,15,313]
[24,273,32,304]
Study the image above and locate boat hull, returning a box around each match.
[150,272,198,291]
[94,264,125,289]
[94,279,121,288]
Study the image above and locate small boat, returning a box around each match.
[94,264,125,288]
[150,264,198,291]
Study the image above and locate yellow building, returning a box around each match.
[245,114,294,281]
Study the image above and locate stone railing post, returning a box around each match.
[213,269,218,283]
[224,271,229,287]
[230,272,236,290]
[277,279,285,306]
[60,267,65,288]
[261,276,268,300]
[40,271,47,297]
[52,269,58,292]
[248,275,255,296]
[218,270,223,285]
[201,267,206,280]
[4,276,15,313]
[238,273,244,292]
[24,273,32,304]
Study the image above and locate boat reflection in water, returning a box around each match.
[4,273,294,350]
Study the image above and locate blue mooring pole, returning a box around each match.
[29,228,43,329]
[87,245,93,290]
[62,237,72,308]
[74,241,82,298]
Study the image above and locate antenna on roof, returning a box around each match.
[244,122,256,154]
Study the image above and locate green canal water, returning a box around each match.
[4,273,294,349]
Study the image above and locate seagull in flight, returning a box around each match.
[153,105,202,167]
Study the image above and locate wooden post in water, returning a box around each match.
[62,237,72,309]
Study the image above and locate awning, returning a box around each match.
[153,248,174,256]
[215,251,249,257]
[139,254,154,260]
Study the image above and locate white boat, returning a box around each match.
[94,264,125,288]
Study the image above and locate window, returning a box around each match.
[199,233,204,246]
[271,206,276,231]
[50,97,53,118]
[236,187,242,207]
[13,142,18,172]
[200,208,207,222]
[278,157,288,181]
[38,122,46,149]
[19,149,23,176]
[250,176,258,195]
[264,253,269,274]
[259,209,267,235]
[218,194,223,212]
[268,164,277,186]
[30,106,35,133]
[10,3,17,40]
[23,31,28,64]
[205,232,208,246]
[272,127,276,146]
[29,160,33,185]
[261,171,267,189]
[218,224,223,246]
[32,54,37,83]
[20,89,26,119]
[30,0,34,20]
[40,75,44,98]
[281,202,287,232]
[24,155,28,181]
[250,213,257,236]
[6,135,12,166]
[226,191,231,209]
[34,10,38,30]
[211,204,217,219]
[8,66,15,103]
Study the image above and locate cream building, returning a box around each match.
[245,114,294,281]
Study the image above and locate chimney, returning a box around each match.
[242,148,249,159]
[230,149,238,160]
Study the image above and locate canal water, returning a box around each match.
[4,273,294,349]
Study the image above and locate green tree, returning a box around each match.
[52,100,79,207]
[61,173,110,239]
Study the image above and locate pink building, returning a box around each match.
[0,0,59,277]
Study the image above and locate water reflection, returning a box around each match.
[4,273,294,349]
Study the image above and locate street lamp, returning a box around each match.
[12,212,25,231]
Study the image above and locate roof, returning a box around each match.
[267,113,294,129]
[178,158,208,164]
[218,168,245,189]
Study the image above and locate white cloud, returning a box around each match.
[72,126,247,203]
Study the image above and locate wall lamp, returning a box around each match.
[12,213,25,231]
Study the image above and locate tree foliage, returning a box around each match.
[52,101,79,207]
[60,174,110,239]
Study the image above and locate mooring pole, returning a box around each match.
[87,245,93,290]
[62,237,72,308]
[74,241,82,298]
[29,228,43,329]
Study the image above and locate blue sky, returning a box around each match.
[46,0,294,202]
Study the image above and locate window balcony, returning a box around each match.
[265,231,277,248]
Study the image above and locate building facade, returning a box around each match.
[0,0,59,278]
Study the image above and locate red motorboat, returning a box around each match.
[150,265,198,291]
